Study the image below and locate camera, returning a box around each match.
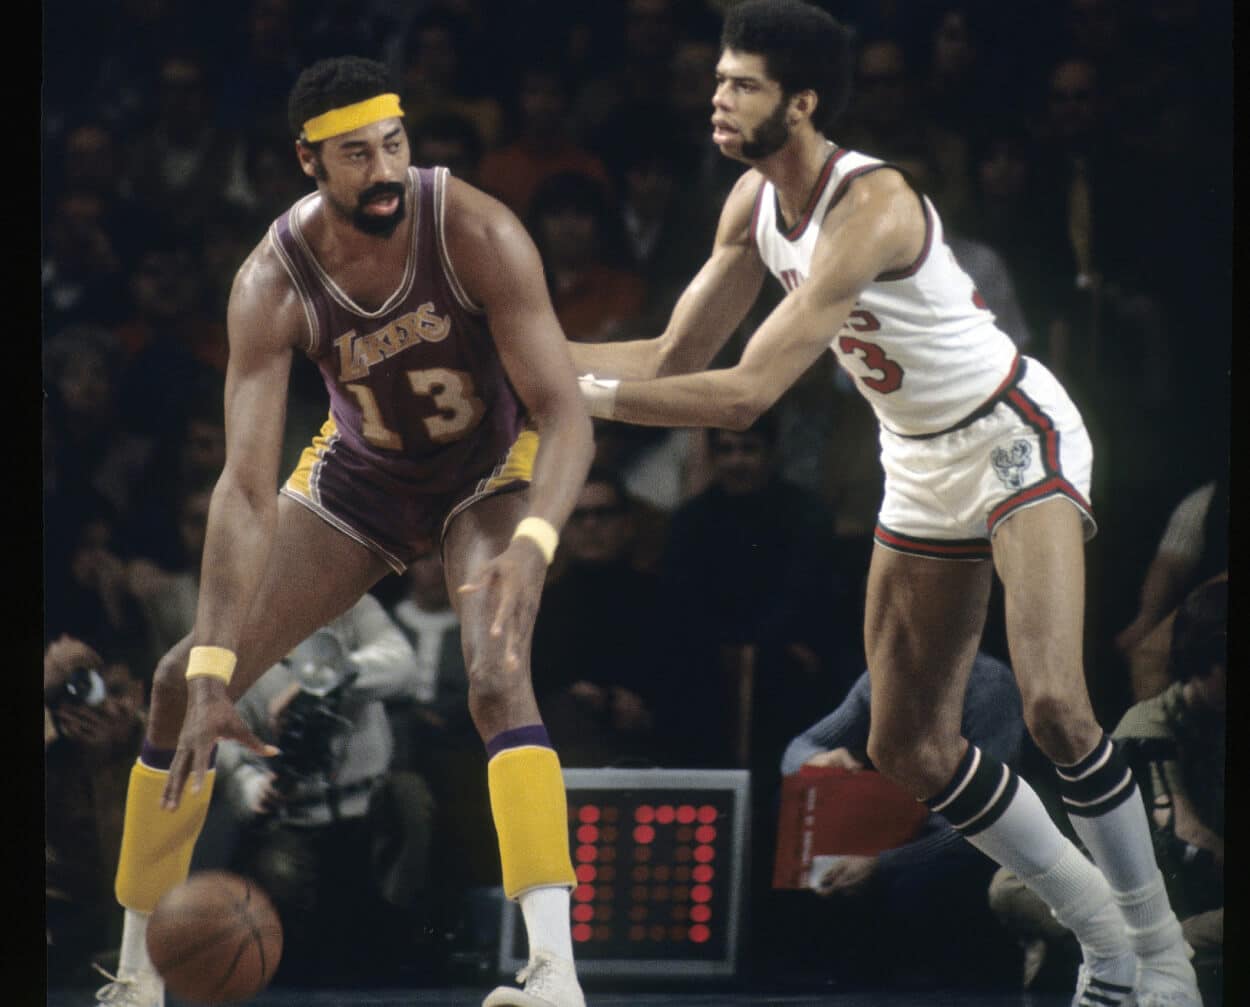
[47,666,107,711]
[269,630,360,795]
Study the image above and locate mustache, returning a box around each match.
[357,182,405,207]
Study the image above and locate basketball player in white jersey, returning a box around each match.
[573,3,1200,1004]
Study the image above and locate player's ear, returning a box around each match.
[295,140,319,179]
[789,89,817,127]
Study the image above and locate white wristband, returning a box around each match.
[578,373,619,420]
[512,516,559,565]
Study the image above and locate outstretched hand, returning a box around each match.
[458,538,547,672]
[162,678,278,810]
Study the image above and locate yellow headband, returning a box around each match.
[302,93,404,143]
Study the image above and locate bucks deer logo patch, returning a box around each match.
[991,440,1032,489]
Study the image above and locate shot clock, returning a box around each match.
[498,769,751,978]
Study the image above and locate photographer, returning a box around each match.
[213,593,438,986]
[44,636,146,987]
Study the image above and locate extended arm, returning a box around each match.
[588,170,927,429]
[568,170,767,381]
[164,242,302,804]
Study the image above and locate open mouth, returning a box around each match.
[362,194,400,215]
[711,119,740,142]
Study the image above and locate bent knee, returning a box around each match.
[866,731,963,797]
[1022,693,1100,762]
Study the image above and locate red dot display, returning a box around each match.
[576,844,598,863]
[695,825,717,844]
[573,923,592,943]
[690,904,711,923]
[694,845,715,863]
[697,805,717,824]
[576,864,597,883]
[578,806,601,824]
[577,824,600,844]
[573,904,594,923]
[691,884,712,903]
[573,884,595,902]
[633,825,655,844]
[690,924,710,944]
[676,804,697,824]
[692,864,714,883]
[655,805,676,824]
[634,805,655,823]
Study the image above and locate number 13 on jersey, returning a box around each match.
[344,367,486,451]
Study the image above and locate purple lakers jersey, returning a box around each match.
[268,165,523,494]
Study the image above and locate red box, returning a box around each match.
[771,766,930,889]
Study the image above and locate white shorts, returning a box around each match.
[874,357,1095,561]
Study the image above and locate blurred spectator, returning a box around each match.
[665,31,743,201]
[114,237,227,437]
[215,596,437,985]
[398,10,503,152]
[410,111,487,186]
[658,412,854,771]
[41,189,131,332]
[768,654,1025,990]
[128,482,211,664]
[42,326,155,519]
[123,52,236,241]
[526,172,647,345]
[530,468,675,767]
[216,0,301,142]
[1115,478,1228,689]
[477,62,611,218]
[917,4,996,142]
[839,35,972,233]
[573,0,679,153]
[45,637,146,988]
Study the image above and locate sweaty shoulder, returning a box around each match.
[439,175,540,308]
[228,232,307,353]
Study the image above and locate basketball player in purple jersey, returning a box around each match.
[98,57,591,1007]
[573,3,1201,1005]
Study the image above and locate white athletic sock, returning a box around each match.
[1055,736,1191,969]
[118,908,159,978]
[518,885,574,962]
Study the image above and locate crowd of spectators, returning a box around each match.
[44,0,1229,996]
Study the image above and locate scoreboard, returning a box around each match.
[498,768,751,978]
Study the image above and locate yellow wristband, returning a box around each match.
[512,517,559,565]
[185,646,238,684]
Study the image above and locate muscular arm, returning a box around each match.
[568,170,767,380]
[191,244,301,681]
[598,169,926,430]
[445,178,594,537]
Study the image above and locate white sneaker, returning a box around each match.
[482,951,586,1007]
[1136,955,1203,1007]
[92,964,165,1007]
[1072,962,1137,1007]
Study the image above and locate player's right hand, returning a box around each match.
[803,747,866,772]
[162,678,278,810]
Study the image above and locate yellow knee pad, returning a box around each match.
[114,761,215,912]
[487,745,576,899]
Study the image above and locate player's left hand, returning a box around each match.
[458,538,547,671]
[815,854,878,896]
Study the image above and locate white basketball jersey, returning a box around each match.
[752,147,1020,436]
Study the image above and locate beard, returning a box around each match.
[739,97,792,160]
[349,181,407,237]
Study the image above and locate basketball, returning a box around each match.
[146,870,283,1004]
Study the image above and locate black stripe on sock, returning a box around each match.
[1056,738,1138,818]
[927,746,1020,836]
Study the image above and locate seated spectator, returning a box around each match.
[41,188,131,333]
[767,653,1025,990]
[45,637,147,988]
[212,595,438,986]
[477,62,612,218]
[1115,476,1228,699]
[527,171,647,345]
[658,413,856,770]
[989,578,1226,1003]
[530,468,674,768]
